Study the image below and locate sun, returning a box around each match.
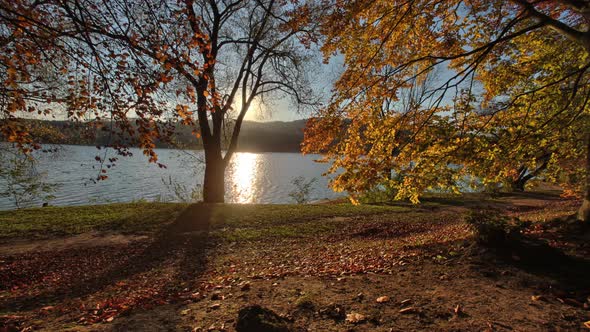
[243,97,265,121]
[228,96,268,122]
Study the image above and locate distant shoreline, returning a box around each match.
[3,118,308,153]
[1,141,305,154]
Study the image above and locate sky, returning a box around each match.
[244,54,345,122]
[28,52,343,124]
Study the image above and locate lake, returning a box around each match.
[0,145,342,210]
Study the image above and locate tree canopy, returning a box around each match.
[302,0,590,220]
[1,0,320,202]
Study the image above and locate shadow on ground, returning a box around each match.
[0,203,218,312]
[474,230,590,304]
[420,190,566,211]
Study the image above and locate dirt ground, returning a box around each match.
[1,193,590,331]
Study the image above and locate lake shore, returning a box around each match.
[1,193,589,331]
[0,145,338,210]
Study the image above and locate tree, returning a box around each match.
[303,0,590,221]
[1,0,320,203]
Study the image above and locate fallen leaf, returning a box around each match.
[531,295,544,302]
[399,307,417,314]
[565,298,584,307]
[376,296,390,303]
[320,303,346,320]
[354,293,364,301]
[584,321,590,329]
[345,312,366,324]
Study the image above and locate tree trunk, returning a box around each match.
[511,178,526,191]
[202,150,225,203]
[511,166,528,191]
[511,153,551,192]
[578,134,590,222]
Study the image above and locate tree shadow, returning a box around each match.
[1,203,219,312]
[420,190,565,210]
[404,223,590,304]
[475,234,590,302]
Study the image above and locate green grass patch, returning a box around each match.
[0,202,406,241]
[0,202,189,239]
[205,204,407,241]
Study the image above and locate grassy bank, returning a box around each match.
[0,203,189,239]
[0,202,405,240]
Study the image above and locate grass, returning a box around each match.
[0,202,407,240]
[203,204,408,241]
[0,202,189,239]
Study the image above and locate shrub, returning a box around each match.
[161,176,202,203]
[0,148,57,209]
[288,176,316,204]
[467,211,527,247]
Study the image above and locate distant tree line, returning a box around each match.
[1,119,306,153]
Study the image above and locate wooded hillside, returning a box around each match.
[2,119,307,152]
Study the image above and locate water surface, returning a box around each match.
[0,145,341,210]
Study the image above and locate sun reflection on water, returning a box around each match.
[229,152,260,203]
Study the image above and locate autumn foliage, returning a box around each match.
[302,0,590,220]
[1,0,589,217]
[1,0,320,202]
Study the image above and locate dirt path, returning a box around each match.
[0,203,214,255]
[0,232,148,255]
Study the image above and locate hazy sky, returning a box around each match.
[245,54,344,122]
[247,52,465,123]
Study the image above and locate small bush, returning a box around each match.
[358,173,404,204]
[161,176,202,203]
[467,211,527,247]
[288,176,316,204]
[359,185,399,204]
[0,150,58,209]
